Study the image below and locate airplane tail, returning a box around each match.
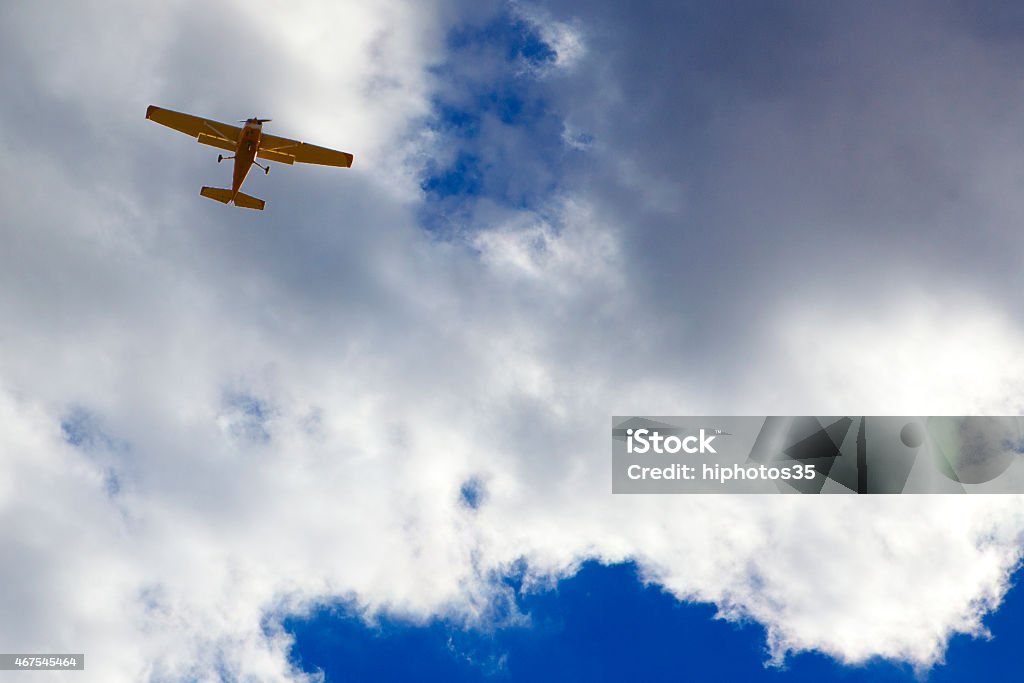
[200,186,265,211]
[200,186,231,204]
[231,191,265,210]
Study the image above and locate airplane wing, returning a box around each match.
[146,105,241,151]
[259,132,354,168]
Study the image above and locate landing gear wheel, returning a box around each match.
[265,167,270,175]
[217,154,223,163]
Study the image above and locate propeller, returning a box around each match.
[238,117,272,124]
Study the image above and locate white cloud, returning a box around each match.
[772,293,1024,415]
[2,1,1024,681]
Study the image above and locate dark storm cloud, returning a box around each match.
[495,1,1024,388]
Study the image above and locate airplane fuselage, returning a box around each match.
[232,121,263,200]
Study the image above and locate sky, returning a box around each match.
[285,562,1024,682]
[1,0,1024,681]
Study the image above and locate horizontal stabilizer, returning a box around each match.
[232,191,265,210]
[199,186,265,210]
[200,186,232,204]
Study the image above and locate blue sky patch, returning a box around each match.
[286,561,1024,682]
[222,390,273,445]
[418,7,574,234]
[422,152,484,200]
[447,15,558,69]
[60,407,124,496]
[61,406,116,451]
[459,477,486,510]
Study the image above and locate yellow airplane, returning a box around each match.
[146,105,353,210]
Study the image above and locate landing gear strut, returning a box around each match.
[254,160,270,175]
[217,154,235,163]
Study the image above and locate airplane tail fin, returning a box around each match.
[200,186,265,211]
